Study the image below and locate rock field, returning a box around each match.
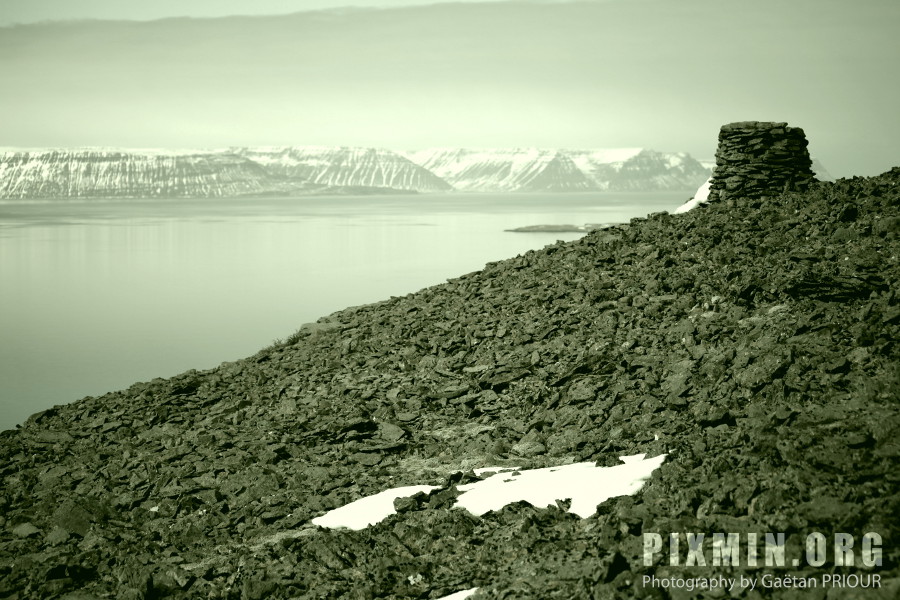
[1,167,898,599]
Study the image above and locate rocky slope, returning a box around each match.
[0,169,898,599]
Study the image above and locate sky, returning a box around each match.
[0,0,506,25]
[1,0,898,177]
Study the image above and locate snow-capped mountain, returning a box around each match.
[0,146,717,199]
[564,148,644,188]
[0,149,273,199]
[404,148,712,193]
[234,146,451,193]
[575,149,712,191]
[0,147,449,199]
[403,148,597,192]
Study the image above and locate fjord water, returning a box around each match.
[0,192,685,430]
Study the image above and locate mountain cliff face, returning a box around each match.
[0,146,716,199]
[0,150,273,199]
[234,146,452,193]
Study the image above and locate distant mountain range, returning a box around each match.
[234,147,452,194]
[0,146,827,199]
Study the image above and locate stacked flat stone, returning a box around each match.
[706,121,816,203]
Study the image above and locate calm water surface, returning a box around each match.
[0,192,686,430]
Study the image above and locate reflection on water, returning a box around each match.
[0,192,685,430]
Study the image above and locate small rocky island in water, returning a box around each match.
[505,223,619,233]
[0,123,898,599]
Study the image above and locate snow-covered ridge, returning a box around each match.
[404,148,598,192]
[0,149,273,199]
[233,146,452,193]
[0,146,450,199]
[0,145,714,199]
[404,147,711,192]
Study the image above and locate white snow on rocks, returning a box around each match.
[310,484,440,531]
[673,177,711,214]
[435,587,480,600]
[455,453,666,518]
[312,453,666,530]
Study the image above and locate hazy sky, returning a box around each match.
[0,0,506,25]
[1,0,898,177]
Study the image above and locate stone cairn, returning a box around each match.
[706,121,816,203]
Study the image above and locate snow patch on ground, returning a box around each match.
[436,588,479,600]
[310,484,440,531]
[312,453,666,530]
[673,177,711,213]
[456,453,666,518]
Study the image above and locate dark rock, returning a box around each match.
[52,500,97,537]
[60,593,104,600]
[241,576,277,600]
[351,452,382,466]
[44,526,70,545]
[510,440,546,457]
[377,422,407,442]
[837,204,858,222]
[11,522,40,538]
[734,352,789,389]
[393,493,426,514]
[152,566,194,593]
[875,215,900,237]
